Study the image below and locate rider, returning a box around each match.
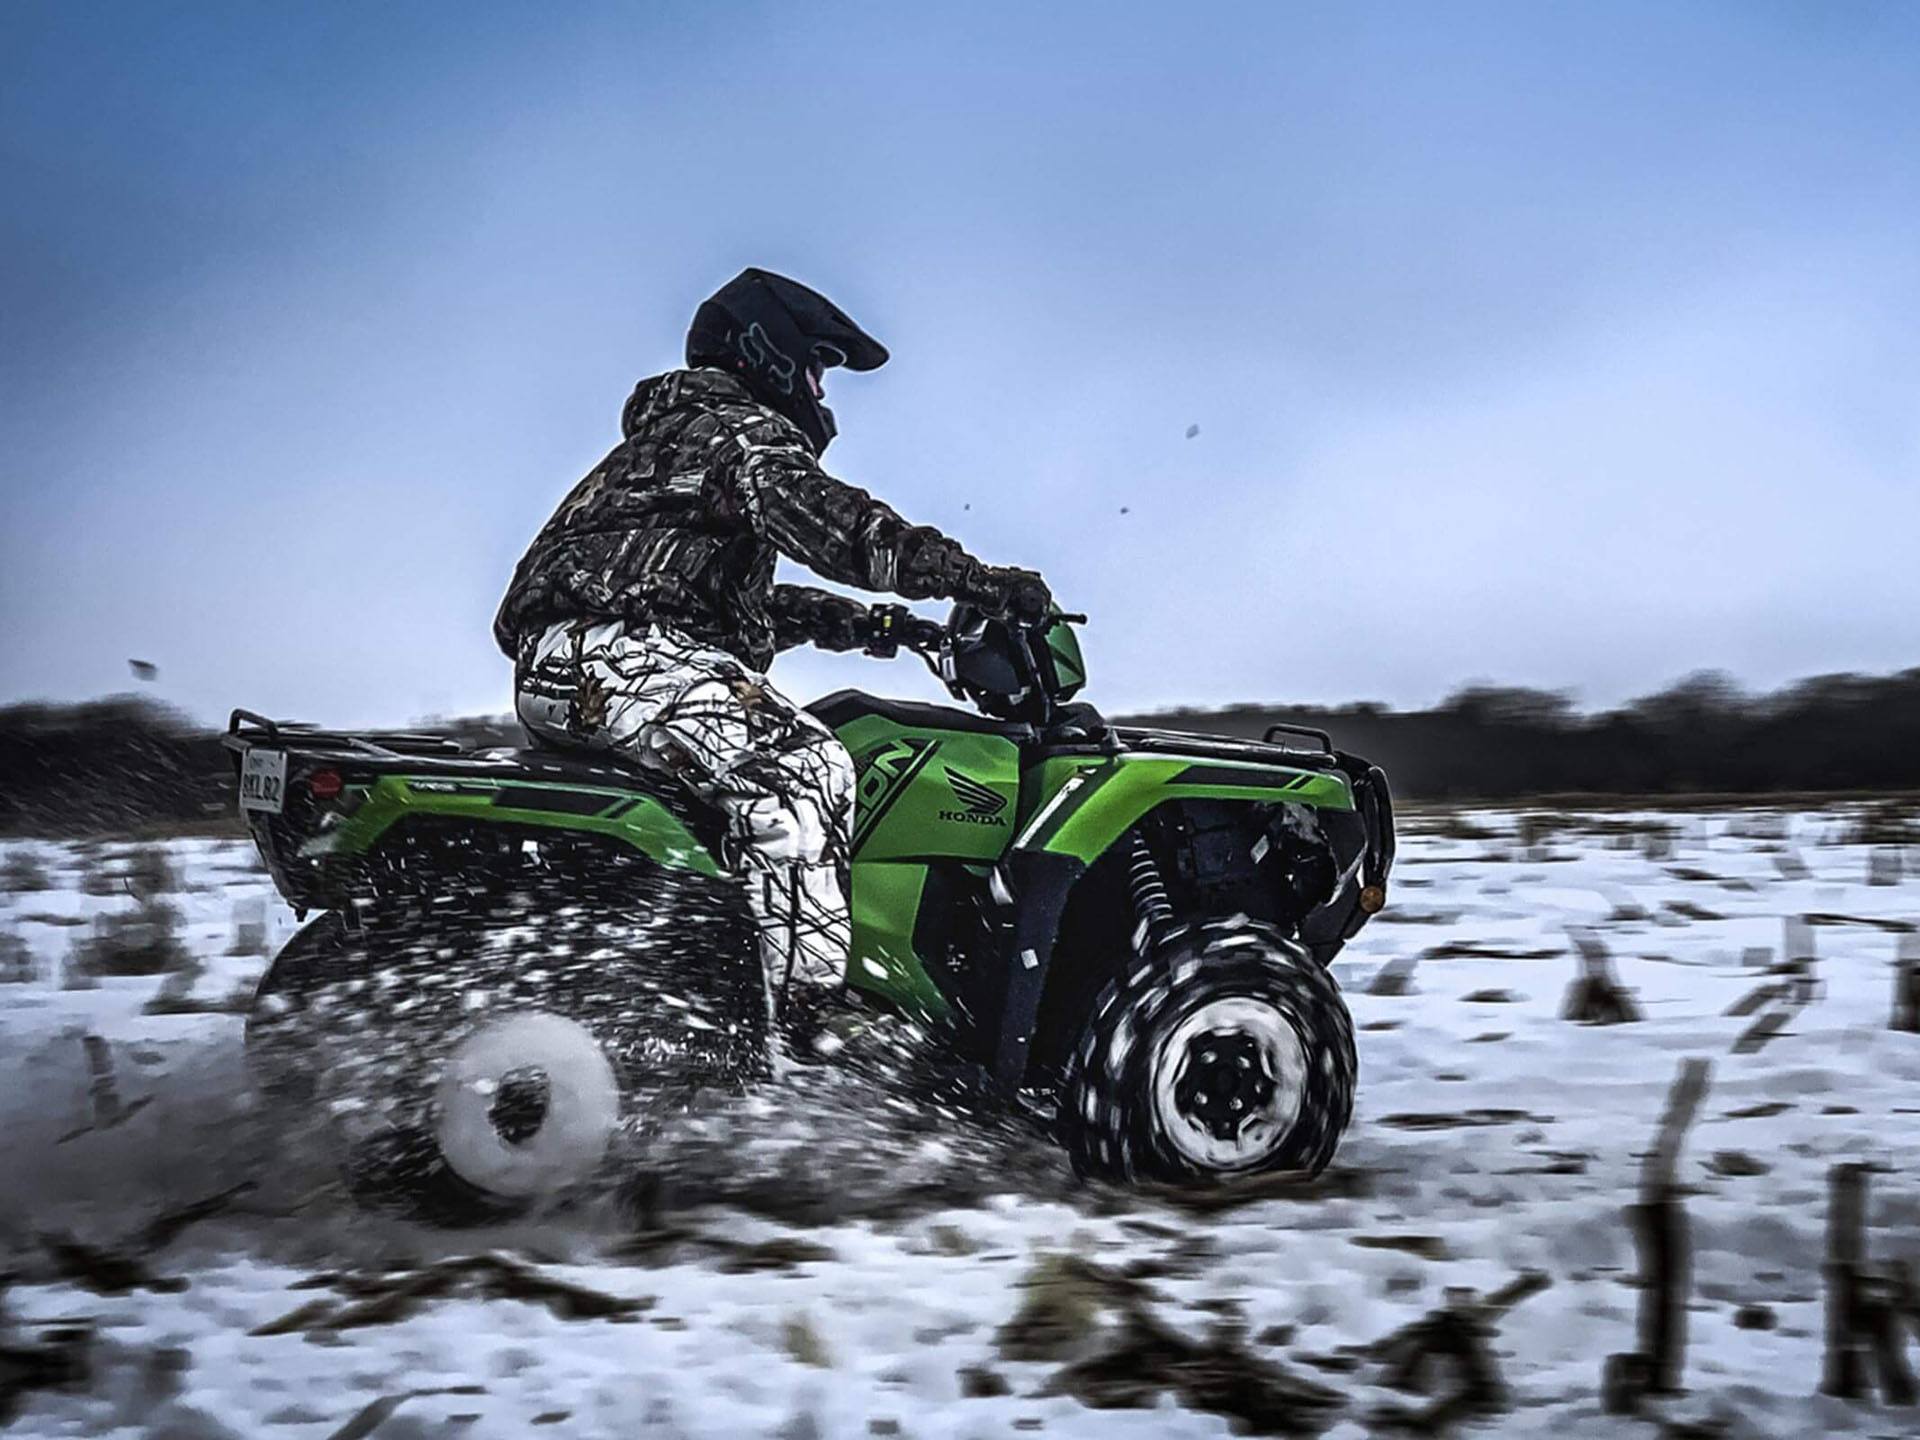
[495,267,1052,1040]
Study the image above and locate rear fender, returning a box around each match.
[319,775,722,875]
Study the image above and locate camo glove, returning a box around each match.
[974,566,1054,624]
[767,584,870,654]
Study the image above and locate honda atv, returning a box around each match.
[226,606,1394,1216]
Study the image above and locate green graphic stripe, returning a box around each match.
[322,776,722,875]
[1031,755,1353,863]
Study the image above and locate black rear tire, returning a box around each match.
[1061,919,1356,1184]
[244,871,764,1222]
[245,912,367,1102]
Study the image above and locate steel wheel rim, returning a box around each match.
[1149,996,1307,1172]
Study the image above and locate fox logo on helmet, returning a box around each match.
[736,322,797,396]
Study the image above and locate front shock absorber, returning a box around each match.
[1127,832,1174,953]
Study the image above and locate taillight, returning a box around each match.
[308,769,344,800]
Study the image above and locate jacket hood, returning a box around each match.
[620,368,773,440]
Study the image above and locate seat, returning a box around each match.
[805,689,1034,741]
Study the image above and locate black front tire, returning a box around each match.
[1061,919,1356,1185]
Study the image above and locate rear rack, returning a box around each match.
[225,708,467,759]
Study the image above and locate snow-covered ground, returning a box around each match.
[3,810,1919,1438]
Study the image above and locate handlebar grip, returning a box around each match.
[905,617,948,649]
[864,605,947,657]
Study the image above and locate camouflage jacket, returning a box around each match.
[494,369,1005,672]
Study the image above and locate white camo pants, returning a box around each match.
[515,619,855,1009]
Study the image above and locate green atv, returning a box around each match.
[227,606,1394,1214]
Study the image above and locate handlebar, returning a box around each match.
[864,605,1083,660]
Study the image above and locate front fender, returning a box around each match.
[989,754,1355,1092]
[1019,754,1353,863]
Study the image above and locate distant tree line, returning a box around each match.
[1118,669,1920,800]
[3,668,1918,835]
[0,697,231,837]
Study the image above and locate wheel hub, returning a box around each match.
[1149,996,1308,1174]
[1172,1030,1278,1143]
[488,1065,552,1145]
[433,1011,621,1200]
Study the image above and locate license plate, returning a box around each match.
[239,748,287,815]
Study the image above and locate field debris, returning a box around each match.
[251,1253,653,1335]
[0,1319,93,1425]
[1819,1163,1920,1406]
[1894,934,1920,1032]
[55,1033,152,1143]
[1605,1057,1711,1414]
[1366,1271,1550,1432]
[1368,952,1421,996]
[1560,928,1641,1024]
[1044,1306,1344,1435]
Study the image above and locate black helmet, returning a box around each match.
[685,267,888,453]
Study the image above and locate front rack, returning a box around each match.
[1113,725,1339,768]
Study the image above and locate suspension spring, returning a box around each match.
[1128,832,1174,948]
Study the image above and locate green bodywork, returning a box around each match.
[317,776,722,876]
[305,700,1353,1025]
[831,721,1353,1018]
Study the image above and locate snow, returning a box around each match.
[2,811,1919,1437]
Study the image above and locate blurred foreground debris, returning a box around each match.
[1,849,51,893]
[0,931,36,984]
[1604,1057,1710,1414]
[999,1253,1344,1432]
[1820,1163,1919,1406]
[1045,1306,1344,1435]
[0,1314,92,1426]
[68,897,188,982]
[1368,952,1420,996]
[1867,846,1903,887]
[34,1182,257,1296]
[1729,918,1822,1054]
[1132,1165,1370,1216]
[56,1033,152,1143]
[1894,934,1920,1034]
[996,1253,1156,1363]
[228,897,268,956]
[322,1384,492,1440]
[36,1235,186,1296]
[995,1250,1550,1434]
[1560,929,1640,1024]
[252,1254,653,1335]
[1366,1270,1550,1433]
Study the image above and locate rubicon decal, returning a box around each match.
[941,767,1009,825]
[852,737,938,851]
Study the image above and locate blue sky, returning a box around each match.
[3,1,1916,725]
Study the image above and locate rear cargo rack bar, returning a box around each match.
[225,708,467,758]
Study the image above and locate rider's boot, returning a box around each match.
[780,983,873,1064]
[745,858,857,1069]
